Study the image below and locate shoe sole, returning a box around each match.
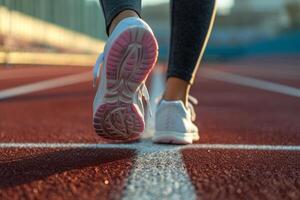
[153,131,200,145]
[93,27,158,141]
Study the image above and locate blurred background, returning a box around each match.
[142,0,300,61]
[0,0,300,66]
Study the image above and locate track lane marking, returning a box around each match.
[0,72,91,100]
[200,68,300,98]
[122,141,196,200]
[0,70,81,80]
[1,142,300,151]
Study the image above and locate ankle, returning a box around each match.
[162,93,187,105]
[109,10,140,35]
[162,77,191,106]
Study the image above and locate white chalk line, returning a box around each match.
[0,70,76,80]
[122,142,196,200]
[0,142,300,151]
[200,68,300,98]
[0,72,91,100]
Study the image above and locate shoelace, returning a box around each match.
[137,82,152,117]
[93,53,152,118]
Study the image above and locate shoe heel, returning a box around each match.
[94,102,144,140]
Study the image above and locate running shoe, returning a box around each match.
[93,17,158,141]
[153,96,200,144]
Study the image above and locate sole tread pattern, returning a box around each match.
[94,27,158,140]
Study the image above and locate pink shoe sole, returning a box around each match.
[93,27,158,141]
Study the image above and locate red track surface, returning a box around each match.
[0,57,300,199]
[192,69,300,145]
[0,148,135,200]
[182,149,300,200]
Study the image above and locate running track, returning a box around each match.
[0,56,300,200]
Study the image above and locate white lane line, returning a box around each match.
[1,142,300,151]
[122,141,196,200]
[186,144,300,151]
[0,142,135,149]
[0,72,91,100]
[0,70,75,80]
[0,72,45,80]
[200,68,300,98]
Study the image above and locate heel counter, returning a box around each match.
[155,102,188,132]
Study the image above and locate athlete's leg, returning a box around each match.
[99,0,142,35]
[154,0,217,144]
[163,0,217,106]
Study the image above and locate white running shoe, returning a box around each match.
[153,96,200,144]
[93,17,158,141]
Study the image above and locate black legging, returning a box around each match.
[99,0,216,84]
